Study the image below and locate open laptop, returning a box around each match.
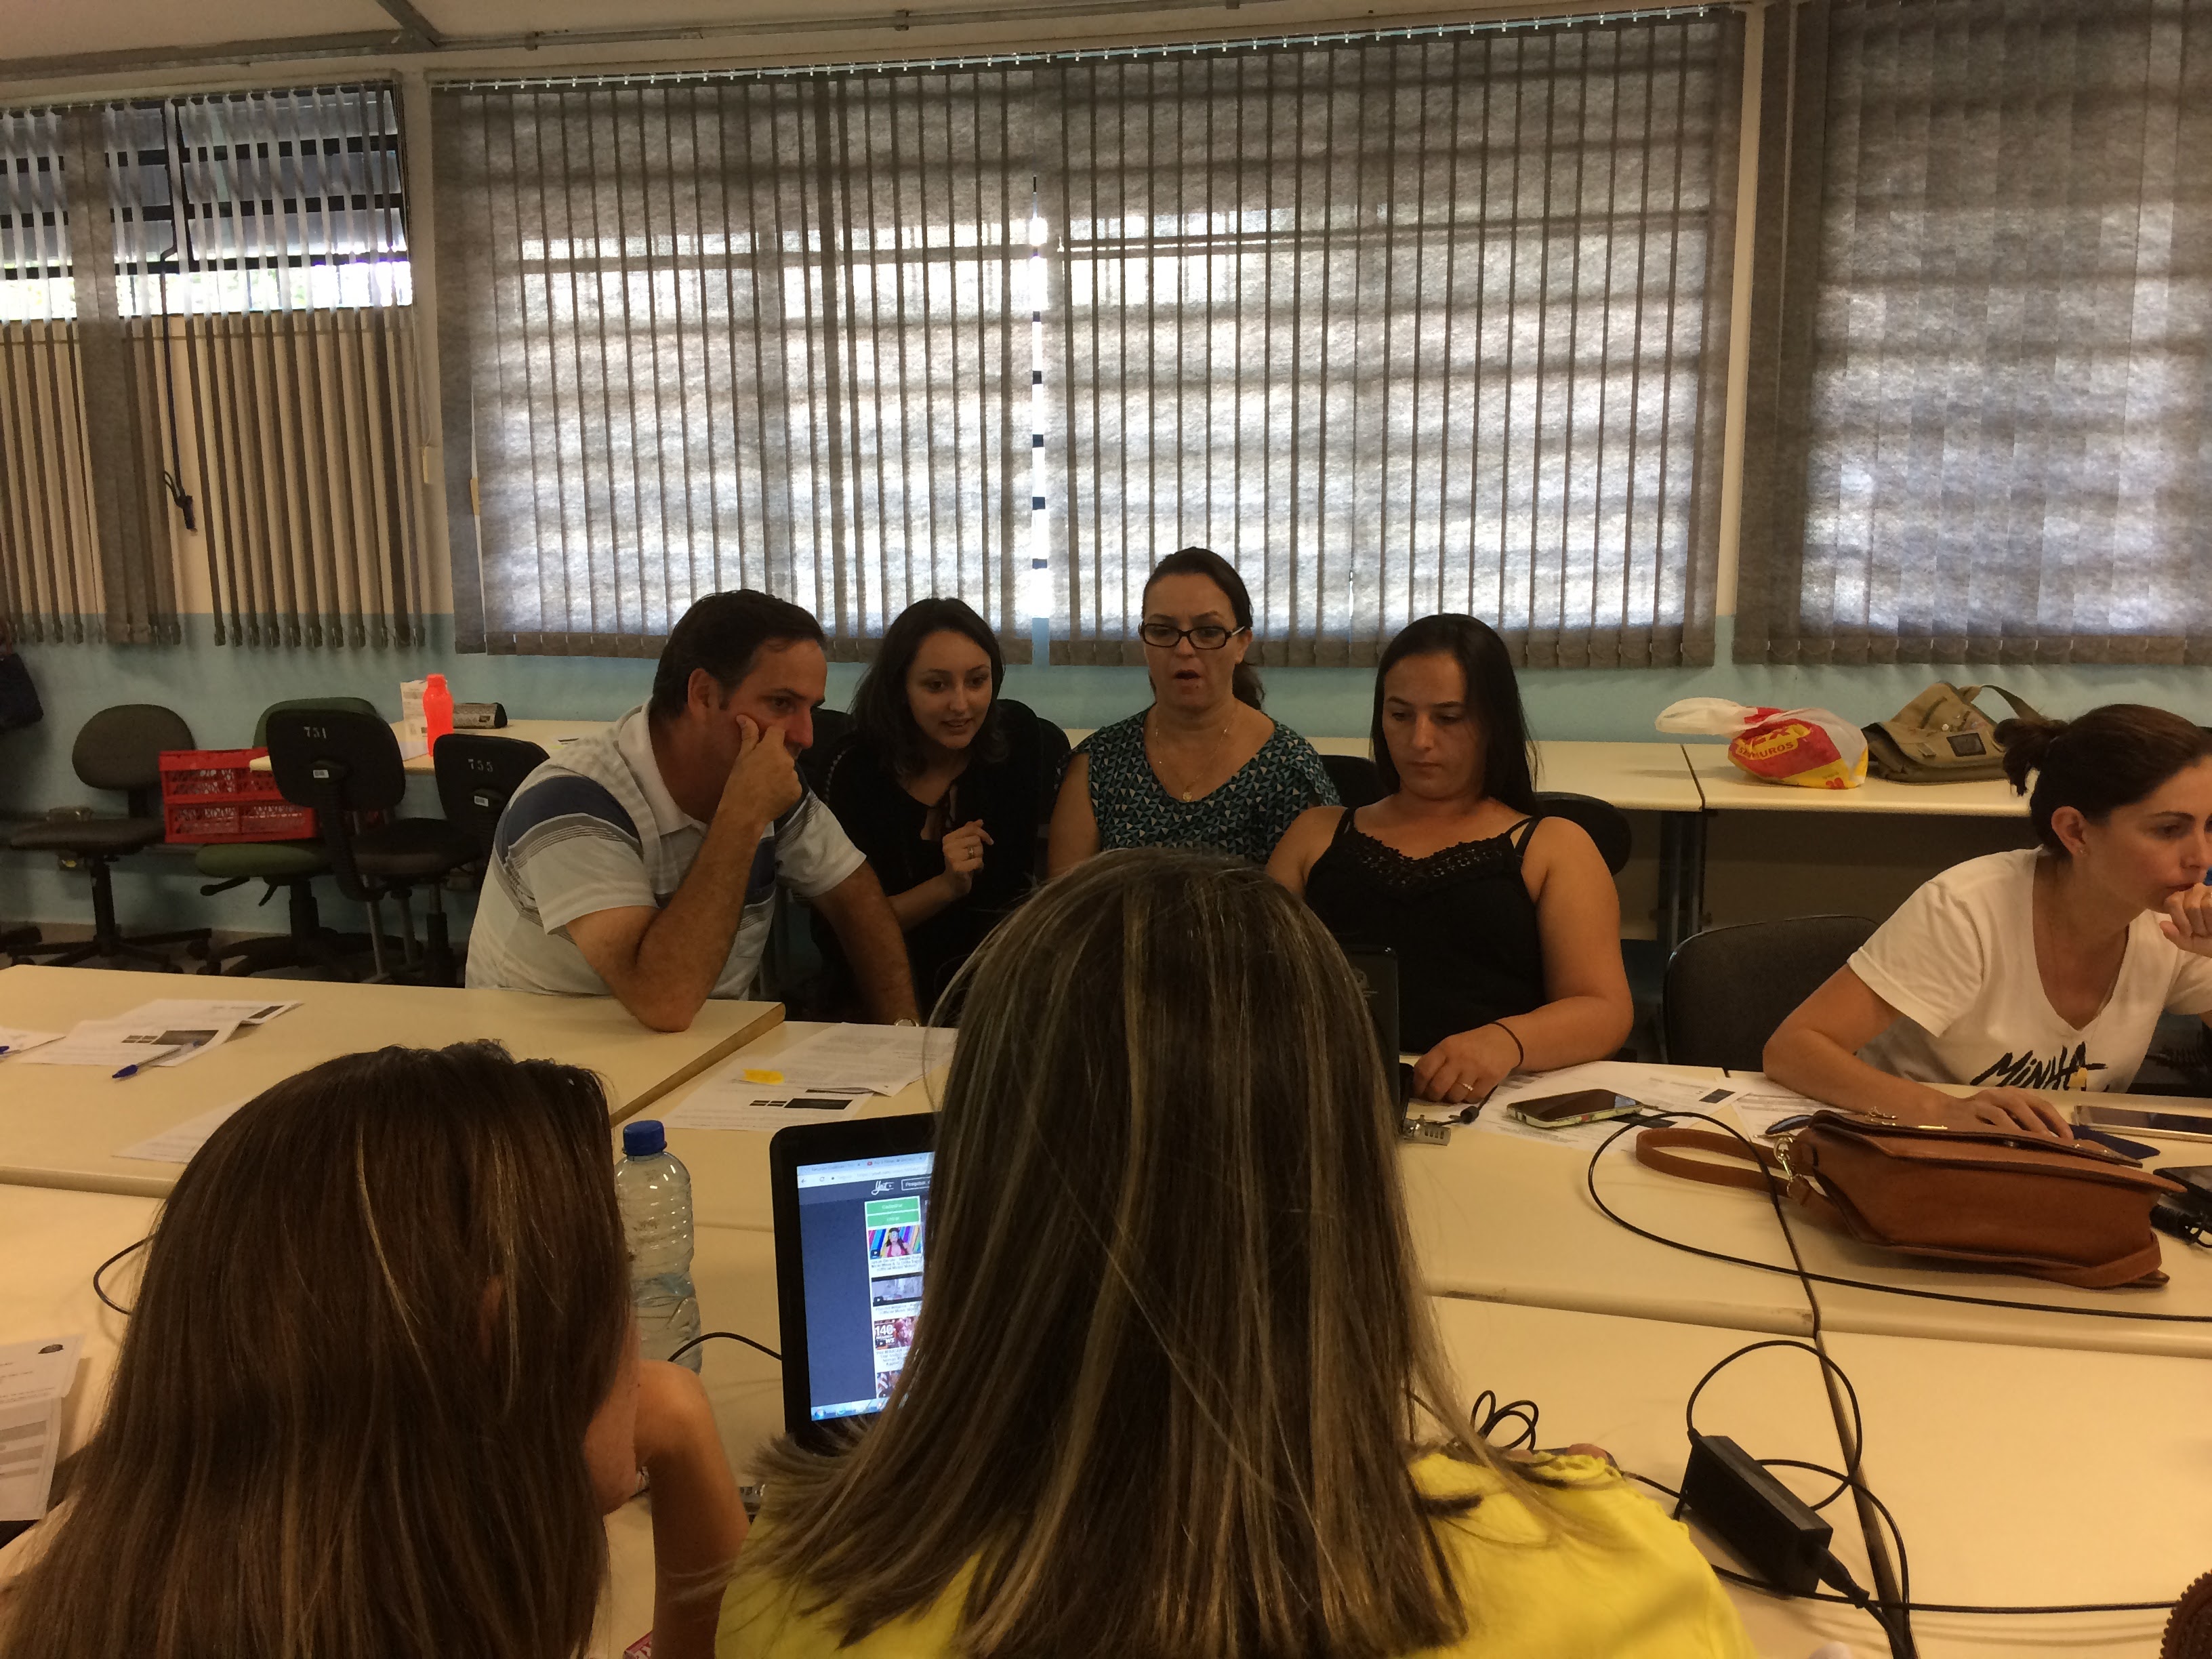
[769,1112,937,1450]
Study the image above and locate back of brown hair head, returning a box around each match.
[1997,703,2212,855]
[740,848,1557,1659]
[0,1042,630,1659]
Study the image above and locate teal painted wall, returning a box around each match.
[6,613,2211,935]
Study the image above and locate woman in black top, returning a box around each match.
[1269,615,1633,1108]
[819,598,1046,1015]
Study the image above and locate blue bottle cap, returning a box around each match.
[622,1120,667,1157]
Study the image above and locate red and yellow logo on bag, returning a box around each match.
[1726,710,1868,790]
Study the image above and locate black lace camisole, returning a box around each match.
[1303,807,1547,1054]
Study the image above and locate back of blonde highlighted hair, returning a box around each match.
[744,848,1558,1658]
[0,1042,630,1659]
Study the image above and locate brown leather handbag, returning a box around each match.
[1634,1110,2184,1288]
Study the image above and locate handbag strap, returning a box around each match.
[1634,1126,1781,1191]
[1635,1127,1851,1233]
[1959,683,2046,726]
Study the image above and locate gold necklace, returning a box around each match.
[1148,712,1232,802]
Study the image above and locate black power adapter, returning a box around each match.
[1679,1432,1834,1596]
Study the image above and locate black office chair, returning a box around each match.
[1662,914,1878,1069]
[434,733,550,859]
[1322,752,1384,811]
[265,708,476,985]
[195,696,381,979]
[1534,791,1632,876]
[9,704,211,970]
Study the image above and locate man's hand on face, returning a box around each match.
[721,713,802,823]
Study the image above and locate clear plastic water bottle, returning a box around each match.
[614,1121,701,1372]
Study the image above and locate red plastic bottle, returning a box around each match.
[423,673,455,750]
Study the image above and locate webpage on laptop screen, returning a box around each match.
[795,1150,933,1421]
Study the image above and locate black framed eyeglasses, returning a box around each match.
[1137,621,1244,651]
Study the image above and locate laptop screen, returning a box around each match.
[791,1147,935,1422]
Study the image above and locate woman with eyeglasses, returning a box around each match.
[1047,547,1336,872]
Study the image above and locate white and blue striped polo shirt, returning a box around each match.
[465,705,865,999]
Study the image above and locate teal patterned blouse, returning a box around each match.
[1077,710,1339,865]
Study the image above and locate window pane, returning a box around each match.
[1043,16,1743,670]
[1741,0,2212,665]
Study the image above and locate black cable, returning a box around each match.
[1599,1111,1921,1650]
[1682,1338,1864,1498]
[92,1237,148,1317]
[668,1329,781,1365]
[1469,1388,1540,1452]
[1585,1115,2212,1325]
[1597,1115,2184,1631]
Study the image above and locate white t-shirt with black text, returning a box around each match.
[1851,850,2212,1092]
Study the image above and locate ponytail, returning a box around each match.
[1998,704,2212,855]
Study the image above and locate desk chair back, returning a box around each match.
[74,703,194,817]
[264,708,408,903]
[1534,791,1631,876]
[1323,752,1384,811]
[434,733,551,857]
[1663,914,1877,1069]
[254,695,379,746]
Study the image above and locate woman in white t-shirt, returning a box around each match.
[1766,704,2212,1137]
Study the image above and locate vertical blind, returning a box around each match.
[148,88,428,648]
[1735,0,2212,666]
[438,10,1739,665]
[433,73,1033,657]
[0,110,102,640]
[0,86,425,649]
[1044,14,1743,669]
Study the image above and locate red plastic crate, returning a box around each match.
[159,748,318,844]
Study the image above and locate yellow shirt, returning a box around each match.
[716,1454,1755,1658]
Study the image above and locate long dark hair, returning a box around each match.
[1369,614,1536,812]
[739,851,1579,1656]
[1143,547,1263,710]
[1998,703,2212,855]
[850,597,1009,781]
[1,1043,632,1659]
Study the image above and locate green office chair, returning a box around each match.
[194,696,380,979]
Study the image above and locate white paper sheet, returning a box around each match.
[117,1097,256,1165]
[752,1024,951,1097]
[11,1023,183,1069]
[1482,1061,1747,1119]
[1465,1061,1754,1153]
[0,1334,81,1521]
[1712,1072,1825,1139]
[120,997,298,1029]
[663,1087,877,1134]
[10,997,294,1070]
[0,1026,62,1059]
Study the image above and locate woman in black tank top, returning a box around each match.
[1268,615,1635,1109]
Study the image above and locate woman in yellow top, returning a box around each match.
[718,848,1753,1659]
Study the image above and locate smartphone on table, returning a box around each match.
[1507,1088,1642,1130]
[2074,1103,2212,1147]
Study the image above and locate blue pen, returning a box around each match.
[112,1063,142,1080]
